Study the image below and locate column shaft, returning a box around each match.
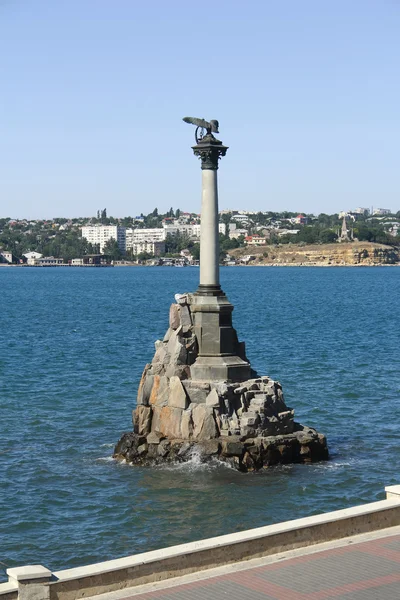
[199,169,219,288]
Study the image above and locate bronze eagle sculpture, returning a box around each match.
[182,116,220,143]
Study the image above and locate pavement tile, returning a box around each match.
[381,536,400,551]
[318,577,400,600]
[128,579,276,600]
[253,550,399,594]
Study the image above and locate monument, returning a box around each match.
[114,118,328,471]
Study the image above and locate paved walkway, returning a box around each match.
[93,527,400,600]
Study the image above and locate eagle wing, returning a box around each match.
[182,116,210,129]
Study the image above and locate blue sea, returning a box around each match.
[0,266,399,580]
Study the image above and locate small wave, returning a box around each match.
[100,443,114,448]
[96,456,115,463]
[155,448,236,473]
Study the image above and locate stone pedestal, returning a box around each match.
[190,293,250,381]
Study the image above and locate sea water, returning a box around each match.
[0,266,399,579]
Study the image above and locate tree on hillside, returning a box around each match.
[102,238,122,260]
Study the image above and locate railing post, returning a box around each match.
[385,485,400,500]
[7,566,52,600]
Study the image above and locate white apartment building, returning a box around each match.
[132,241,165,256]
[163,223,202,238]
[81,225,126,254]
[126,223,226,250]
[372,208,391,216]
[126,228,166,252]
[229,228,248,240]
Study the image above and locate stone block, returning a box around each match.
[221,439,244,457]
[163,327,173,343]
[219,414,229,430]
[158,439,171,457]
[182,381,210,404]
[149,375,169,407]
[213,382,229,397]
[179,304,192,333]
[175,293,188,305]
[151,362,166,376]
[167,329,187,365]
[169,304,180,330]
[198,439,220,456]
[240,426,257,439]
[181,409,193,439]
[136,368,153,406]
[192,404,218,440]
[137,443,148,455]
[234,386,248,395]
[206,389,220,408]
[240,413,261,427]
[152,344,167,365]
[165,364,191,380]
[178,441,193,458]
[132,408,139,433]
[158,406,184,439]
[147,431,164,444]
[168,376,189,409]
[151,405,162,434]
[137,405,152,436]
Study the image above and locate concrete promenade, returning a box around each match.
[90,526,400,600]
[4,487,400,600]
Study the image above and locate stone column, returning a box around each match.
[192,134,227,296]
[199,169,219,290]
[188,132,251,381]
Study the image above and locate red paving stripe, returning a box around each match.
[302,573,400,600]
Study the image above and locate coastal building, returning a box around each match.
[131,240,165,256]
[30,256,64,266]
[294,214,309,225]
[126,228,166,253]
[23,251,43,265]
[0,251,13,263]
[231,214,252,226]
[245,235,267,246]
[277,229,300,237]
[81,225,126,254]
[71,255,108,266]
[372,208,391,216]
[229,228,248,239]
[126,223,226,249]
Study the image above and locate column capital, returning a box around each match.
[192,134,228,170]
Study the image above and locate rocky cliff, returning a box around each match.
[231,242,399,266]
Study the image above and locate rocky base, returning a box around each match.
[114,423,328,472]
[114,292,329,472]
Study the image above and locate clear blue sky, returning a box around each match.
[1,0,399,219]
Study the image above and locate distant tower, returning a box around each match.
[339,215,350,243]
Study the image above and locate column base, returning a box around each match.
[190,355,251,382]
[195,284,224,297]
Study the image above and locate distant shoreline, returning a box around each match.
[1,262,399,269]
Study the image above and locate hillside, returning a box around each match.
[229,242,400,266]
